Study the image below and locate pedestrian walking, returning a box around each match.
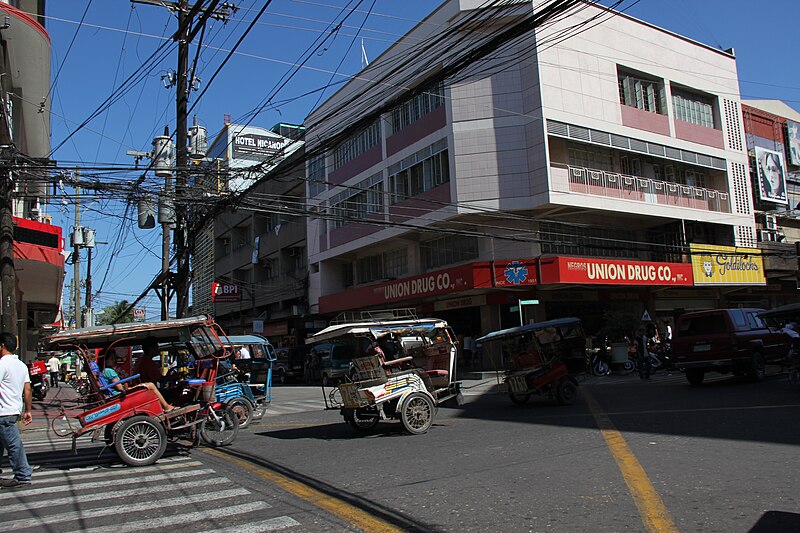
[0,332,33,488]
[47,354,60,388]
[635,327,652,380]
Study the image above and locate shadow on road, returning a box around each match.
[452,371,800,446]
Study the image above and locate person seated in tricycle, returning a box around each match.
[102,349,175,411]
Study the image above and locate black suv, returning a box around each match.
[673,308,792,385]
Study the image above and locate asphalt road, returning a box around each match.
[5,369,800,532]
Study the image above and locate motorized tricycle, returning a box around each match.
[308,311,461,434]
[476,317,586,406]
[216,334,276,429]
[40,315,240,467]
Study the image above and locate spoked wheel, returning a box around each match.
[509,392,530,406]
[400,392,434,435]
[114,415,167,467]
[200,406,240,447]
[228,398,254,430]
[344,408,380,432]
[555,380,578,406]
[622,359,636,375]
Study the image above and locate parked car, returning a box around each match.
[273,346,306,384]
[314,341,362,386]
[673,308,793,385]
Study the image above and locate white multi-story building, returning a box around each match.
[305,0,762,343]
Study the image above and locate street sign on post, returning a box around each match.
[133,308,146,322]
[518,299,540,326]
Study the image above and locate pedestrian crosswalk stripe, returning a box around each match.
[26,459,203,483]
[67,501,271,533]
[197,516,301,532]
[2,476,235,514]
[30,456,194,478]
[0,468,214,500]
[4,488,252,530]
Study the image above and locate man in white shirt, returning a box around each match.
[0,332,33,488]
[47,354,61,388]
[237,345,251,360]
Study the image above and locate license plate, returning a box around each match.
[509,376,528,393]
[693,343,711,352]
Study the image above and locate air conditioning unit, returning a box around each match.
[758,229,776,242]
[765,214,778,231]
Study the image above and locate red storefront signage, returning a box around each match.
[212,281,242,302]
[540,257,693,286]
[493,259,537,287]
[319,262,496,313]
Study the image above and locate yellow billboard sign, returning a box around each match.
[690,244,766,286]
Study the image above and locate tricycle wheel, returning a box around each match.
[401,392,434,435]
[228,398,254,429]
[555,380,578,406]
[114,415,167,467]
[344,408,379,432]
[200,406,239,447]
[509,392,530,406]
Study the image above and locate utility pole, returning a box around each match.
[132,0,235,319]
[0,147,16,336]
[174,0,190,318]
[73,181,82,328]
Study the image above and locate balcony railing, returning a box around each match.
[562,165,730,213]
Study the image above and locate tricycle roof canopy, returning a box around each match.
[475,317,582,344]
[759,303,800,320]
[41,315,218,350]
[306,318,450,345]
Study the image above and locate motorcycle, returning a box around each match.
[589,338,611,376]
[31,373,48,401]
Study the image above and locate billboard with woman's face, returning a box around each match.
[755,146,788,204]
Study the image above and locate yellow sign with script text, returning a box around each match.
[690,244,766,286]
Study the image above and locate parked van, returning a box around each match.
[673,308,793,385]
[273,346,306,384]
[313,338,369,386]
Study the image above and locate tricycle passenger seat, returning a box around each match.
[87,361,143,399]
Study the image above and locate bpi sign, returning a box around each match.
[212,281,242,303]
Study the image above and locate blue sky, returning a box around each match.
[43,0,800,320]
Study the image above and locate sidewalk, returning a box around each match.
[25,382,84,433]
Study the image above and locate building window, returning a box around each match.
[389,149,449,204]
[540,221,637,259]
[568,145,614,172]
[421,236,479,270]
[672,89,715,129]
[357,255,382,284]
[329,172,384,230]
[383,248,408,279]
[354,247,408,285]
[618,69,665,115]
[333,120,381,170]
[308,153,326,197]
[343,262,354,288]
[391,81,445,134]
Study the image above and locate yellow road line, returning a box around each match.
[583,389,679,533]
[202,447,405,533]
